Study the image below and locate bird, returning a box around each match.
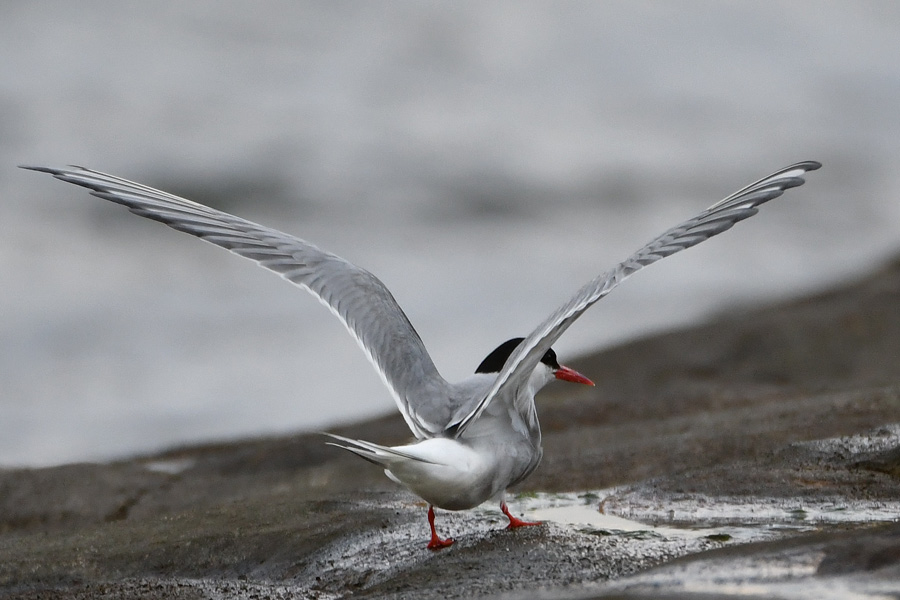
[22,160,820,550]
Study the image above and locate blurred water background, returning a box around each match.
[2,2,900,466]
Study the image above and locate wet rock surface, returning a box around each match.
[3,258,900,599]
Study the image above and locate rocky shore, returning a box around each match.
[3,257,900,599]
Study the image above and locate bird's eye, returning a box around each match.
[541,348,560,369]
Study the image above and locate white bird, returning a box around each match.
[23,161,820,549]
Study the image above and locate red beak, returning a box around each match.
[554,365,595,386]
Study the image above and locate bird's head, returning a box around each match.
[475,337,594,390]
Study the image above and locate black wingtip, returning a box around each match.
[18,164,56,174]
[799,160,822,172]
[443,422,461,439]
[19,164,90,175]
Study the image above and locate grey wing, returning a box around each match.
[446,161,821,437]
[23,165,453,438]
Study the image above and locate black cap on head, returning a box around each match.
[476,337,560,374]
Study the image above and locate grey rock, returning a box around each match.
[3,257,900,599]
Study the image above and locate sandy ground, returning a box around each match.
[2,257,900,599]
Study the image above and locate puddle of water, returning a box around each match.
[607,549,900,600]
[659,499,900,526]
[501,490,900,546]
[529,505,651,531]
[526,503,789,544]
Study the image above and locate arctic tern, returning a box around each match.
[23,160,820,549]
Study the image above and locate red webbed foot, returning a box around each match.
[501,501,542,529]
[427,535,455,550]
[426,505,455,550]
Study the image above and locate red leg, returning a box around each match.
[426,505,454,550]
[501,501,542,529]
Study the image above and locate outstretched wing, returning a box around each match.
[446,161,821,437]
[23,165,453,438]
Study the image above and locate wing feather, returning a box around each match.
[22,165,452,438]
[446,161,821,437]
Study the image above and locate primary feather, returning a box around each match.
[446,161,821,436]
[21,165,455,438]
